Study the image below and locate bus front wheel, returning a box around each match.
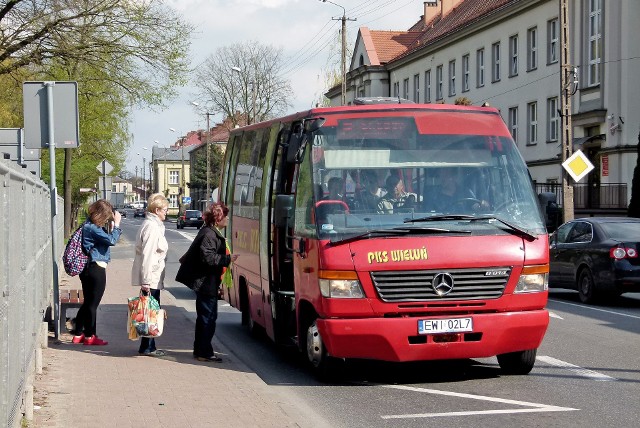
[497,348,537,375]
[305,319,342,381]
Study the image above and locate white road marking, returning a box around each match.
[380,384,577,419]
[176,231,195,242]
[537,355,616,381]
[548,298,640,320]
[549,311,563,319]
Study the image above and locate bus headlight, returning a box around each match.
[318,271,365,298]
[514,265,549,293]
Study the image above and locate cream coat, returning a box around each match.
[131,213,168,289]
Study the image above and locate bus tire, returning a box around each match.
[305,319,342,381]
[240,287,250,326]
[497,348,537,375]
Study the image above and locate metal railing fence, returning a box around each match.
[534,182,629,210]
[0,158,63,427]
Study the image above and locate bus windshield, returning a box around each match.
[308,112,546,241]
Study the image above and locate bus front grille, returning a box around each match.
[370,268,511,302]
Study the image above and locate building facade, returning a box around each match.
[327,0,639,213]
[151,145,194,215]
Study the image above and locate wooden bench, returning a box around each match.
[60,289,84,334]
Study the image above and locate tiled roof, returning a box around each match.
[392,0,522,60]
[368,30,422,64]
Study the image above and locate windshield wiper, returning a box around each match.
[405,214,537,241]
[468,215,537,241]
[330,226,467,245]
[404,214,476,223]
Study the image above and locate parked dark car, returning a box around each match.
[117,208,127,218]
[549,217,640,303]
[177,210,203,229]
[134,207,146,218]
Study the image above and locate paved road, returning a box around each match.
[120,213,640,428]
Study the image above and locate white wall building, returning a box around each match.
[327,0,639,214]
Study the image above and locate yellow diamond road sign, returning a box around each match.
[562,149,594,182]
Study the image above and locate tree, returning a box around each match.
[628,130,640,218]
[454,97,472,105]
[1,0,193,237]
[192,41,293,128]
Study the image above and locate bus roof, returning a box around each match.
[229,103,501,135]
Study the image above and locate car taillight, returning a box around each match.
[610,246,638,259]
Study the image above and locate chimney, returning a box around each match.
[441,0,462,17]
[424,0,462,24]
[424,1,439,24]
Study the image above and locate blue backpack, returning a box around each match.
[63,226,89,276]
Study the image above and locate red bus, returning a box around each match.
[220,101,549,378]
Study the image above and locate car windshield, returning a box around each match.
[301,110,546,242]
[186,211,201,218]
[601,222,640,241]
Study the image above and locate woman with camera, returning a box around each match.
[72,199,122,346]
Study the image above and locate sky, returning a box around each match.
[126,0,425,173]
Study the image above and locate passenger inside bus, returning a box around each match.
[378,175,413,214]
[423,168,489,213]
[323,177,344,201]
[353,170,381,212]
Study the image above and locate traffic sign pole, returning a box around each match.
[45,82,61,340]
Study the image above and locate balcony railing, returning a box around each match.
[534,182,628,210]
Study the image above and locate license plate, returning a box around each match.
[418,317,473,334]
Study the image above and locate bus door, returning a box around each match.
[270,122,299,345]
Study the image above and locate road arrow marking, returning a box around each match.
[537,355,616,381]
[379,384,577,419]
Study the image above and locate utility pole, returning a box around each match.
[321,0,356,106]
[559,0,574,221]
[205,113,211,205]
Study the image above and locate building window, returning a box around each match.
[403,78,409,99]
[436,65,443,100]
[588,0,601,85]
[462,54,470,92]
[168,194,178,208]
[527,102,537,145]
[527,27,537,71]
[393,82,399,97]
[448,60,456,96]
[425,70,431,102]
[413,74,420,103]
[548,18,558,64]
[476,48,485,87]
[169,170,179,185]
[508,107,518,144]
[509,35,518,77]
[547,97,559,142]
[492,42,501,82]
[357,85,365,97]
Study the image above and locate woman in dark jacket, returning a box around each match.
[176,202,238,362]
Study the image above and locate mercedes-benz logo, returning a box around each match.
[432,273,454,296]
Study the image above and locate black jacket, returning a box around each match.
[175,226,230,297]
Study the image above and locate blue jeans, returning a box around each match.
[138,288,161,354]
[193,292,218,358]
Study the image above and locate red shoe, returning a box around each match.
[71,333,85,344]
[83,335,108,346]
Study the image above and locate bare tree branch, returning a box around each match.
[193,41,293,127]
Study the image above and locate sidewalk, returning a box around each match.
[32,246,316,428]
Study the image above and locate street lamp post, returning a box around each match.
[169,127,186,213]
[320,0,355,106]
[138,149,149,202]
[192,102,214,206]
[231,66,256,124]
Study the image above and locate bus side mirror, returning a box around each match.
[274,194,294,227]
[286,117,325,164]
